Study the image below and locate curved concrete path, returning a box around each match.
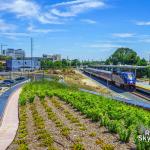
[0,87,22,150]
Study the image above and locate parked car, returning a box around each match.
[15,76,26,81]
[2,79,15,86]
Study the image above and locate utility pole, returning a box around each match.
[23,52,25,75]
[31,38,33,71]
[0,44,7,55]
[149,54,150,85]
[67,56,69,67]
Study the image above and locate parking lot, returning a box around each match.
[0,74,27,96]
[0,87,9,96]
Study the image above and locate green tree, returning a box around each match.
[106,48,140,65]
[136,58,148,77]
[0,62,4,71]
[53,61,62,69]
[105,48,149,77]
[137,58,147,66]
[71,59,81,67]
[0,55,11,60]
[41,59,53,69]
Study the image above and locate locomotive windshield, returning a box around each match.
[127,74,134,80]
[125,73,135,80]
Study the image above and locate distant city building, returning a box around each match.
[43,54,61,62]
[6,57,41,71]
[2,49,25,59]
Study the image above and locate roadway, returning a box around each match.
[0,79,29,120]
[0,72,50,121]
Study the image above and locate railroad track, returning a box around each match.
[132,91,150,101]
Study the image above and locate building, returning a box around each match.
[43,54,61,62]
[2,49,25,59]
[6,57,41,71]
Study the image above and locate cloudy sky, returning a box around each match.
[0,0,150,60]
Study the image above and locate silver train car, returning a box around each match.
[83,68,136,88]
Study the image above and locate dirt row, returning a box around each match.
[8,97,135,150]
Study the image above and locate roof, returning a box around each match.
[89,65,149,69]
[86,68,112,74]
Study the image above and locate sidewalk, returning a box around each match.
[0,87,22,150]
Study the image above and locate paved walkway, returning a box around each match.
[0,87,22,150]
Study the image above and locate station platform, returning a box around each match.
[136,82,150,94]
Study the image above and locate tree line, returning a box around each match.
[41,48,149,78]
[105,48,149,77]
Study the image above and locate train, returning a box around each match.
[83,68,136,88]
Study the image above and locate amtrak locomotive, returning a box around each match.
[83,68,136,88]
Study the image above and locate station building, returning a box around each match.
[6,57,41,71]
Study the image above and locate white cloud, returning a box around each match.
[139,39,150,43]
[27,24,66,33]
[0,0,106,24]
[87,43,121,48]
[136,21,150,26]
[1,32,30,37]
[83,42,122,52]
[81,19,97,24]
[0,0,61,24]
[0,19,16,32]
[50,0,106,17]
[112,33,135,38]
[38,14,62,24]
[0,0,40,18]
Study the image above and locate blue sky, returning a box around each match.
[0,0,150,60]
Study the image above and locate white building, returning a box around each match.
[43,54,61,61]
[6,58,41,71]
[2,49,25,59]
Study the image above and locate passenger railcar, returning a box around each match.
[83,68,136,88]
[85,68,112,81]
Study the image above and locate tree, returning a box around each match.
[71,59,81,67]
[0,62,4,71]
[41,59,53,69]
[53,61,62,69]
[137,58,147,66]
[62,59,68,68]
[0,55,11,60]
[136,58,148,77]
[106,48,140,65]
[105,47,149,77]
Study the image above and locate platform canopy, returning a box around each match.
[89,65,149,69]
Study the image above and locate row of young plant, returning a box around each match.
[40,97,86,150]
[30,103,56,149]
[50,97,115,150]
[51,97,86,131]
[54,89,150,149]
[14,106,28,150]
[40,99,71,137]
[19,81,150,149]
